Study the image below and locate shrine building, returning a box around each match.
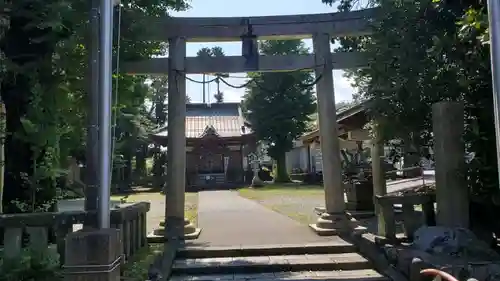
[150,102,256,188]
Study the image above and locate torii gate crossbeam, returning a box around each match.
[140,8,377,42]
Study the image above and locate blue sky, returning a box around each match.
[171,0,356,103]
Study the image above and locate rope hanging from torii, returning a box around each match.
[177,63,326,94]
[170,13,327,94]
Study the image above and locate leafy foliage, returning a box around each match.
[197,46,228,103]
[324,0,497,196]
[0,249,60,281]
[213,91,224,103]
[242,40,316,182]
[0,0,188,211]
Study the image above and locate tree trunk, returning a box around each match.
[403,135,421,178]
[1,5,58,213]
[274,151,290,183]
[135,144,147,178]
[152,152,166,190]
[123,150,133,186]
[1,74,34,213]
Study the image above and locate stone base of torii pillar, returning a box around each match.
[149,218,201,242]
[154,218,201,239]
[309,211,367,236]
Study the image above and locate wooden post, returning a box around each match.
[371,122,387,235]
[63,229,121,281]
[309,32,347,235]
[432,102,468,228]
[165,36,187,239]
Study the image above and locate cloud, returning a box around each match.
[333,70,357,102]
[223,89,245,102]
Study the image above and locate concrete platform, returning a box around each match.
[168,191,388,281]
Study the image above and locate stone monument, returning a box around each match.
[250,153,263,187]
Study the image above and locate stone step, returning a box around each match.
[172,253,372,275]
[177,241,357,259]
[170,269,387,281]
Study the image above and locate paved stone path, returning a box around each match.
[195,190,333,246]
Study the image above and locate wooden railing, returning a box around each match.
[0,202,150,264]
[375,193,436,241]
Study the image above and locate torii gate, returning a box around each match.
[123,8,376,239]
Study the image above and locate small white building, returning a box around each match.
[285,140,310,173]
[286,101,372,173]
[285,136,368,173]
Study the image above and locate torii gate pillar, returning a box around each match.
[164,37,200,240]
[309,33,349,235]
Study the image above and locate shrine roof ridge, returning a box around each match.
[186,102,241,109]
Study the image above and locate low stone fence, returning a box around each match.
[0,202,150,265]
[375,193,436,241]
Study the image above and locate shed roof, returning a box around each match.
[300,99,372,141]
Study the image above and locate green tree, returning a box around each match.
[197,46,228,103]
[242,40,316,182]
[210,46,229,103]
[0,0,189,212]
[213,91,224,103]
[323,0,497,195]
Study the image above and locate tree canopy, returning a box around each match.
[197,46,227,104]
[242,40,316,182]
[0,0,189,212]
[323,0,495,196]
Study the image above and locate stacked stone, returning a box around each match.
[153,218,200,240]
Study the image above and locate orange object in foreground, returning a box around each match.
[420,269,460,281]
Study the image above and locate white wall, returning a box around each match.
[285,140,310,172]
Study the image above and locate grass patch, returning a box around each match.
[111,191,199,226]
[267,204,315,225]
[185,192,198,225]
[238,184,323,200]
[238,184,324,225]
[122,243,163,281]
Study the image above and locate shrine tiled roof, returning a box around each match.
[153,102,252,139]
